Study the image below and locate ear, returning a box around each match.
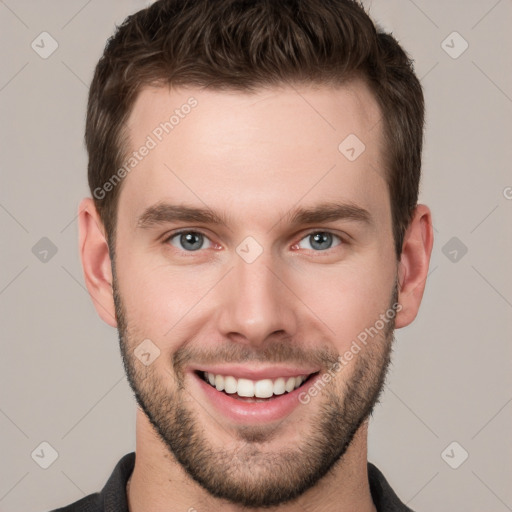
[395,204,434,328]
[78,197,117,327]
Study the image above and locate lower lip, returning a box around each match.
[192,372,320,424]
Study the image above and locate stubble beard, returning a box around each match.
[112,265,397,508]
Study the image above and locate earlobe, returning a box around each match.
[394,204,434,329]
[78,197,117,328]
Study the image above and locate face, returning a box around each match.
[112,82,399,507]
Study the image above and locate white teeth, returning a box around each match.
[214,374,224,391]
[203,372,309,398]
[224,375,237,394]
[273,377,286,395]
[285,377,296,393]
[254,379,274,398]
[237,378,254,397]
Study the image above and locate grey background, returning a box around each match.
[1,1,511,511]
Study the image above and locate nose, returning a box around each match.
[216,250,298,348]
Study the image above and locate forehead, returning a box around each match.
[119,81,387,230]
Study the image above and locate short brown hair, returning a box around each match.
[86,0,424,259]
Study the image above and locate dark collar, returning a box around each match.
[98,453,413,512]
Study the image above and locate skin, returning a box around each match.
[78,80,433,511]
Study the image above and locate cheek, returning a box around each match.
[293,258,395,347]
[116,255,214,338]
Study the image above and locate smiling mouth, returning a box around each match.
[196,370,318,402]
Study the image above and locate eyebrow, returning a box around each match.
[136,201,373,230]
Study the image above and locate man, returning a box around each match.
[54,0,433,510]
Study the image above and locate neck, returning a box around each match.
[127,408,376,512]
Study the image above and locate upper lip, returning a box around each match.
[191,364,320,380]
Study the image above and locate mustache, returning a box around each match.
[172,339,340,375]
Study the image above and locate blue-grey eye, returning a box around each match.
[297,232,342,251]
[168,231,212,251]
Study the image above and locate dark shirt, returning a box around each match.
[49,452,414,511]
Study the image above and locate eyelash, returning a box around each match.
[163,229,346,254]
